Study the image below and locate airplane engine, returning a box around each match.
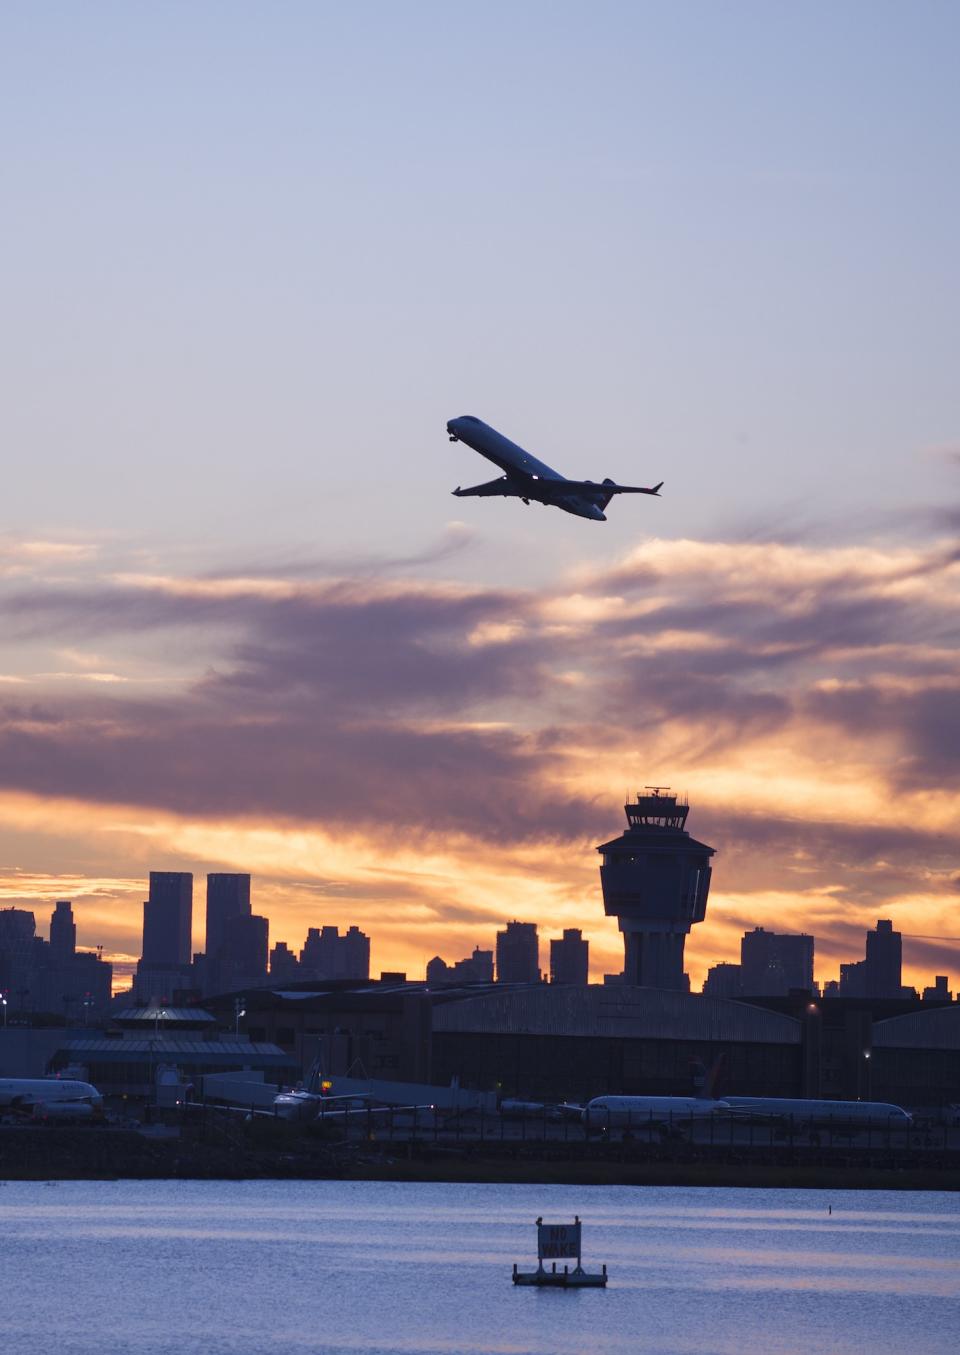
[31,1100,97,1122]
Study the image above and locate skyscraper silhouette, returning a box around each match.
[549,929,589,984]
[205,874,251,959]
[740,927,814,995]
[865,919,902,998]
[49,900,76,961]
[142,872,193,967]
[496,921,539,983]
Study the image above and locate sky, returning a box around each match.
[1,2,959,991]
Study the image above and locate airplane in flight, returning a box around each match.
[447,416,662,522]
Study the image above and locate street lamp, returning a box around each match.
[1,994,7,1028]
[234,998,246,1036]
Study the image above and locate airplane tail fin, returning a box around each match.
[691,1054,726,1099]
[598,477,617,511]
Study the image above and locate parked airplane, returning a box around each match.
[724,1097,912,1129]
[273,1077,435,1123]
[581,1094,730,1133]
[0,1077,103,1118]
[273,1087,375,1120]
[447,416,662,521]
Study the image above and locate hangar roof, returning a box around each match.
[873,1006,960,1050]
[432,985,801,1044]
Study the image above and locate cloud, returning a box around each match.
[2,524,960,986]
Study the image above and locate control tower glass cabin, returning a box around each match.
[597,790,715,989]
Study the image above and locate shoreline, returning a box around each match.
[1,1127,958,1190]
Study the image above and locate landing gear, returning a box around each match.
[448,435,459,442]
[522,497,530,505]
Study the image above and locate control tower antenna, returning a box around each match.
[596,788,715,990]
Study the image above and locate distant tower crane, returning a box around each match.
[597,788,715,989]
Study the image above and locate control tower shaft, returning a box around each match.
[597,789,715,989]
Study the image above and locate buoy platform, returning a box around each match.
[512,1216,608,1288]
[512,1261,608,1288]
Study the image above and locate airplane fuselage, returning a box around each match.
[0,1078,103,1112]
[582,1095,730,1129]
[447,416,609,520]
[724,1096,912,1129]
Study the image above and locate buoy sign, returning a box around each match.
[538,1222,581,1260]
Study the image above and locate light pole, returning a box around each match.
[234,998,246,1036]
[1,994,7,1027]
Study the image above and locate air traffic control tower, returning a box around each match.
[597,789,715,989]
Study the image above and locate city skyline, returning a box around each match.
[2,6,959,996]
[2,862,952,1002]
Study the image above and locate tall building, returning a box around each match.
[205,874,251,958]
[49,900,76,961]
[342,926,370,981]
[597,789,714,989]
[299,925,370,980]
[203,873,253,993]
[839,959,866,997]
[217,914,269,991]
[142,872,193,966]
[549,929,589,985]
[496,921,539,983]
[270,941,300,981]
[426,956,450,983]
[0,905,111,1018]
[740,928,814,996]
[702,962,743,998]
[458,947,494,982]
[0,908,43,997]
[865,919,902,998]
[922,975,952,1003]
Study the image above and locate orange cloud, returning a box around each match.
[1,526,959,992]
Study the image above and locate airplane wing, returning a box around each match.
[452,477,519,497]
[556,479,663,497]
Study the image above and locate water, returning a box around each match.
[1,1180,958,1354]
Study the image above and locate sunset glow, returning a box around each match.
[2,522,958,994]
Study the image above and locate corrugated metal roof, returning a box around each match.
[114,1007,215,1023]
[433,986,801,1043]
[873,1006,960,1050]
[62,1038,293,1062]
